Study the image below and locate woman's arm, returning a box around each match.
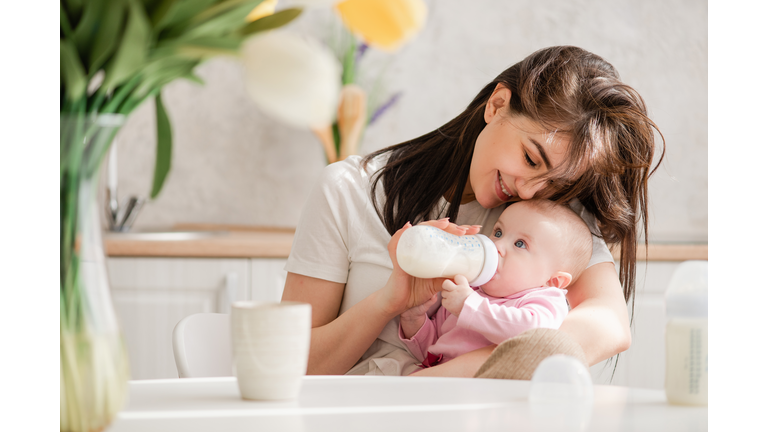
[282,220,481,375]
[281,272,397,375]
[560,261,631,365]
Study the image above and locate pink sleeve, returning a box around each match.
[455,289,568,344]
[398,308,449,363]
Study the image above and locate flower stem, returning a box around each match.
[341,37,357,86]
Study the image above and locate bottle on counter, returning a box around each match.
[396,225,498,287]
[664,260,708,406]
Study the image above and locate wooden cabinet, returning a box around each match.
[107,257,287,380]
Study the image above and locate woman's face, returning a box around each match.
[467,86,570,209]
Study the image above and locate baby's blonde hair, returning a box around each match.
[511,199,593,283]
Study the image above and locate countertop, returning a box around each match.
[104,376,707,432]
[104,223,708,260]
[104,224,294,258]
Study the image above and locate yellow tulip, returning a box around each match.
[335,0,427,52]
[246,0,278,22]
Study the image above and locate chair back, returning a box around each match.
[172,312,232,378]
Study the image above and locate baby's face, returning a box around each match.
[481,203,565,297]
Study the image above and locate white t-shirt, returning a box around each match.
[284,155,614,376]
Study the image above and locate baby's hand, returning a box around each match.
[441,275,473,316]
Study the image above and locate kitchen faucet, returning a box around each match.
[105,140,145,232]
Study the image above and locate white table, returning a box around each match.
[105,376,707,432]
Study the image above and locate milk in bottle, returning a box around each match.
[395,225,498,287]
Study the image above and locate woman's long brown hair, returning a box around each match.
[363,46,665,323]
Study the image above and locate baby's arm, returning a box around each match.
[441,275,474,316]
[457,289,569,344]
[399,294,439,339]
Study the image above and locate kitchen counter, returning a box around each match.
[104,224,708,260]
[104,224,294,258]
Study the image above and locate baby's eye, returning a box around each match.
[514,240,527,249]
[493,229,502,238]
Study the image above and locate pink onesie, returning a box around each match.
[398,286,568,366]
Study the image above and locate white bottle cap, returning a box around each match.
[468,234,498,287]
[665,260,708,318]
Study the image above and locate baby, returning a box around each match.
[398,199,593,369]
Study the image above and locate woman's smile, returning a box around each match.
[496,171,514,201]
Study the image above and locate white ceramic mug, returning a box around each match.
[231,301,311,401]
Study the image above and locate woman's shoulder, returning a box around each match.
[309,154,390,215]
[321,154,388,186]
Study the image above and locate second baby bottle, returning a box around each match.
[396,225,498,287]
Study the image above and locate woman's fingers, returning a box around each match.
[462,225,483,235]
[417,218,451,229]
[418,218,482,236]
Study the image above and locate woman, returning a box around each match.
[282,46,664,377]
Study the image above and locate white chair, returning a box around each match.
[172,313,232,378]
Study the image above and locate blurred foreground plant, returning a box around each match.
[60,0,303,197]
[59,1,424,429]
[60,1,301,431]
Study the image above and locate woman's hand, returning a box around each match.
[377,218,481,317]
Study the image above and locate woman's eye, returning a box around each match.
[514,240,527,249]
[524,152,537,168]
[493,229,502,238]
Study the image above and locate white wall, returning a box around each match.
[113,0,707,243]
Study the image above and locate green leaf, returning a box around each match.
[141,0,165,9]
[62,0,85,23]
[102,0,152,91]
[175,36,242,58]
[102,74,142,113]
[60,2,74,39]
[72,0,103,55]
[181,72,205,85]
[154,0,220,35]
[191,0,263,25]
[238,8,302,36]
[88,0,128,74]
[177,0,263,40]
[150,0,178,29]
[60,39,87,101]
[133,56,199,97]
[151,93,172,198]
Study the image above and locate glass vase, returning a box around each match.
[60,114,130,432]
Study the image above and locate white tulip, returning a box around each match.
[241,31,342,129]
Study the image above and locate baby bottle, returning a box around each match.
[664,260,708,406]
[395,225,498,287]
